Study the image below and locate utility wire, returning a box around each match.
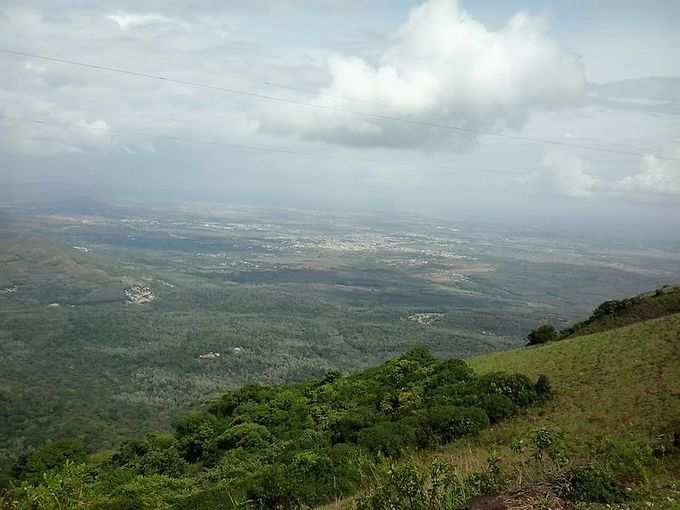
[0,115,515,176]
[1,48,677,162]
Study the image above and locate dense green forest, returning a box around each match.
[2,348,550,508]
[3,294,680,509]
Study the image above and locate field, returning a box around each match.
[1,200,679,474]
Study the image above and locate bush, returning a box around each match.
[534,374,552,401]
[424,406,490,442]
[479,395,517,424]
[599,438,656,482]
[357,418,418,457]
[138,447,186,477]
[479,373,539,407]
[214,422,271,450]
[11,439,87,482]
[6,348,550,510]
[529,428,569,466]
[527,325,557,345]
[355,459,503,510]
[244,463,302,510]
[174,412,226,462]
[330,407,377,444]
[563,464,625,503]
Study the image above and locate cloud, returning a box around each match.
[107,12,176,30]
[519,151,600,198]
[260,0,585,148]
[0,6,260,156]
[522,146,680,200]
[615,149,680,197]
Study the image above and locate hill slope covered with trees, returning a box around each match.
[3,295,680,509]
[2,349,550,509]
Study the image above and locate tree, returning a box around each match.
[527,325,557,346]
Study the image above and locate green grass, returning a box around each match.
[321,313,680,509]
[559,285,680,339]
[468,312,680,443]
[387,313,680,509]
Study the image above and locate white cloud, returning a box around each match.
[542,152,600,198]
[522,147,680,200]
[519,151,600,198]
[615,149,680,197]
[107,12,176,30]
[261,0,585,148]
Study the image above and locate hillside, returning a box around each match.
[557,284,680,339]
[397,312,680,509]
[326,313,680,509]
[3,308,680,509]
[471,312,680,438]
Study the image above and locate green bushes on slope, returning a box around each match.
[527,284,680,345]
[3,348,549,509]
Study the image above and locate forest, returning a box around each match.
[4,347,551,508]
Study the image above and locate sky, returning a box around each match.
[0,0,679,230]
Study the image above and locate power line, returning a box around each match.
[0,115,515,176]
[1,48,677,162]
[264,80,674,154]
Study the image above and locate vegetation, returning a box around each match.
[526,324,557,345]
[528,285,680,345]
[318,310,680,508]
[3,204,680,508]
[558,284,680,338]
[5,308,680,508]
[5,206,676,477]
[431,312,680,508]
[1,348,550,509]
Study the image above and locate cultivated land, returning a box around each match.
[1,200,679,475]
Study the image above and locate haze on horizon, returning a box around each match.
[1,0,679,236]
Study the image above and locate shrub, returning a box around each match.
[562,464,625,503]
[11,439,87,482]
[479,394,517,424]
[599,438,656,482]
[530,428,569,466]
[214,422,271,450]
[244,463,302,510]
[330,407,377,444]
[355,459,504,510]
[357,418,418,457]
[527,325,557,346]
[5,348,550,510]
[174,412,226,462]
[534,374,552,401]
[138,446,186,477]
[424,406,490,442]
[479,373,539,407]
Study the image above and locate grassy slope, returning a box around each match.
[468,313,680,443]
[559,285,680,339]
[322,314,680,510]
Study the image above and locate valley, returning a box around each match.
[1,202,679,475]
